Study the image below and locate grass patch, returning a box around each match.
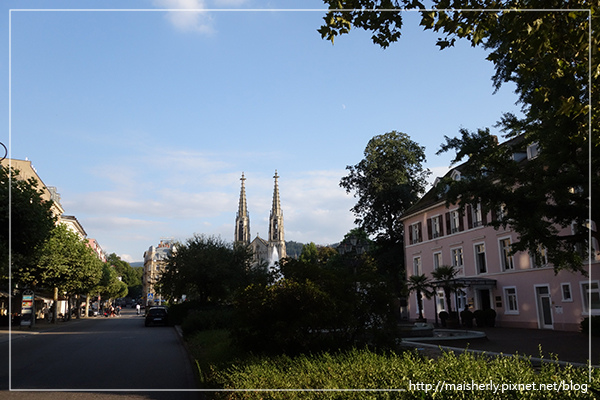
[187,330,598,399]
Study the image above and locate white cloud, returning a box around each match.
[153,0,250,34]
[153,0,215,34]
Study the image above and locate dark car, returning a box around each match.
[144,306,168,327]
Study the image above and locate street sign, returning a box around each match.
[21,289,35,327]
[147,293,154,300]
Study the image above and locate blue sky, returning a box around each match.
[3,1,523,263]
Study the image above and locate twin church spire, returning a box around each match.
[235,171,286,263]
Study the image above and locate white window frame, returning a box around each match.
[413,256,422,276]
[530,245,549,268]
[433,251,442,270]
[450,210,461,234]
[410,223,421,245]
[561,283,573,302]
[474,243,487,274]
[499,237,514,271]
[503,286,519,314]
[436,290,446,312]
[432,215,441,239]
[527,142,540,159]
[472,203,483,227]
[451,247,464,274]
[581,280,600,315]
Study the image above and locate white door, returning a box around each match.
[535,286,553,329]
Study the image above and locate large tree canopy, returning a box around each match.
[340,131,430,245]
[0,166,56,285]
[158,234,260,305]
[36,224,103,293]
[321,1,598,273]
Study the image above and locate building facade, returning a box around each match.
[401,156,598,332]
[142,239,174,306]
[235,171,286,266]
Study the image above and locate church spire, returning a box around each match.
[268,170,286,259]
[234,172,250,245]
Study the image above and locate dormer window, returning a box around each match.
[527,142,540,160]
[450,170,461,181]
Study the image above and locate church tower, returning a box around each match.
[234,172,250,246]
[268,170,286,260]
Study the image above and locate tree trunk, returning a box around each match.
[52,287,58,324]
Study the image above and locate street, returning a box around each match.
[0,307,201,400]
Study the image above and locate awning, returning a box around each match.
[432,277,497,289]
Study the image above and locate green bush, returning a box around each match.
[231,279,345,355]
[206,348,598,399]
[580,316,600,337]
[181,307,234,336]
[167,300,204,325]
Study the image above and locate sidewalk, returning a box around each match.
[404,326,600,367]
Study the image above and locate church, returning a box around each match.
[235,171,286,267]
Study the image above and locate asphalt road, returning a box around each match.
[0,308,202,400]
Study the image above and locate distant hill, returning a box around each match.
[129,261,144,268]
[285,241,304,259]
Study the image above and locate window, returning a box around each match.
[561,283,573,302]
[427,216,443,239]
[495,203,507,222]
[475,244,487,274]
[433,252,442,270]
[503,287,519,314]
[413,256,422,276]
[527,142,540,160]
[409,222,422,244]
[456,289,468,312]
[451,247,464,274]
[467,203,485,228]
[531,245,549,268]
[499,238,514,271]
[446,210,463,234]
[436,290,446,312]
[581,281,600,315]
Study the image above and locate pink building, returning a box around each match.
[86,238,107,263]
[401,167,598,332]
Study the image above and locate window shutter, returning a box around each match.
[466,205,473,229]
[482,209,488,225]
[438,216,444,237]
[408,225,413,244]
[459,210,465,232]
[445,212,451,235]
[427,218,432,240]
[417,222,422,242]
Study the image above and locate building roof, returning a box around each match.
[401,134,530,220]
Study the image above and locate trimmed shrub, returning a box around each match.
[581,316,600,337]
[181,307,234,336]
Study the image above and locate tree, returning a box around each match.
[0,166,56,285]
[340,131,430,245]
[158,234,258,305]
[106,253,141,297]
[35,224,103,321]
[320,1,599,273]
[96,263,128,302]
[431,265,462,314]
[406,274,433,321]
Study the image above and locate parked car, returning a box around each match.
[144,306,168,327]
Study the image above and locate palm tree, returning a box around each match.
[431,265,462,314]
[406,274,434,321]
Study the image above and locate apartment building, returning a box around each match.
[401,145,597,332]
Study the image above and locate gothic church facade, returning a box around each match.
[235,171,286,266]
